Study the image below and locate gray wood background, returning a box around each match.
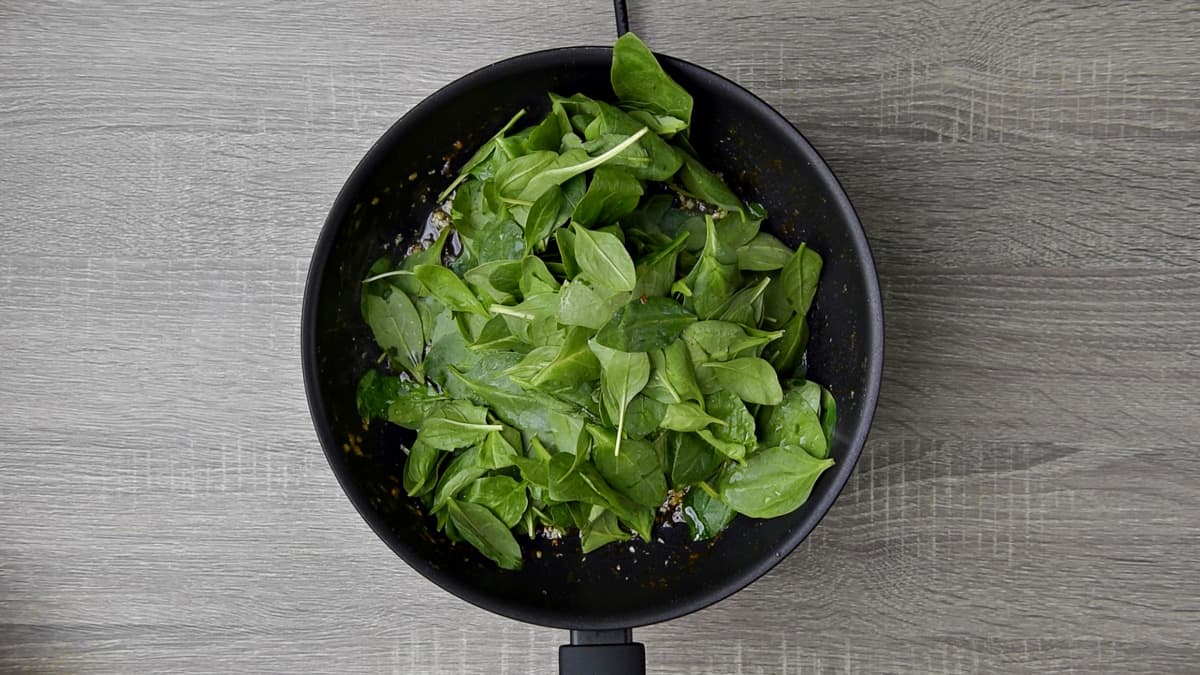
[2,0,1197,672]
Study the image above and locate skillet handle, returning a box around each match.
[559,629,645,675]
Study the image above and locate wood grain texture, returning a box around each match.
[1,0,1197,672]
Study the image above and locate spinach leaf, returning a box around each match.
[627,110,688,136]
[697,390,756,462]
[519,255,558,298]
[529,326,601,394]
[468,217,526,265]
[494,150,558,199]
[763,313,808,376]
[494,293,562,347]
[469,315,530,353]
[581,102,682,181]
[716,206,763,249]
[523,184,565,253]
[559,280,629,330]
[682,483,735,540]
[668,432,722,487]
[438,108,527,202]
[595,296,696,352]
[414,264,490,317]
[779,243,823,317]
[588,425,668,508]
[402,439,441,498]
[419,404,503,451]
[589,340,651,457]
[432,445,487,511]
[623,394,666,439]
[518,129,649,202]
[760,380,828,458]
[611,32,693,128]
[555,228,580,278]
[644,340,704,405]
[462,475,528,528]
[685,215,740,319]
[479,429,519,470]
[719,445,834,519]
[632,231,688,298]
[716,276,770,327]
[698,358,783,405]
[572,166,644,227]
[581,509,631,553]
[446,499,523,570]
[355,370,445,428]
[676,149,743,213]
[464,259,522,305]
[572,224,637,292]
[546,455,655,541]
[820,386,837,448]
[682,320,783,364]
[660,401,724,432]
[447,366,584,455]
[737,232,793,271]
[363,290,425,382]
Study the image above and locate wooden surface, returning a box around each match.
[2,1,1197,672]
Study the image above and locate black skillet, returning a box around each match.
[302,3,883,673]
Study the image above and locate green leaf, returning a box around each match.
[479,429,519,470]
[668,432,722,487]
[581,509,631,553]
[763,313,809,377]
[595,296,696,352]
[715,276,771,327]
[523,185,565,252]
[699,358,783,405]
[632,230,688,298]
[676,149,743,213]
[363,290,425,382]
[355,370,446,428]
[464,259,522,305]
[572,166,644,227]
[581,103,682,181]
[447,366,585,455]
[719,445,834,519]
[682,483,735,540]
[611,32,693,128]
[432,445,487,511]
[529,326,601,394]
[779,243,824,317]
[660,401,724,432]
[760,380,829,459]
[573,224,637,292]
[438,108,527,202]
[623,394,666,439]
[446,499,524,570]
[546,454,654,541]
[588,425,667,508]
[820,386,837,448]
[698,390,756,462]
[419,403,503,451]
[414,264,490,317]
[559,280,629,330]
[682,320,783,364]
[402,439,441,498]
[684,215,740,319]
[737,232,794,271]
[494,150,558,199]
[518,128,649,202]
[462,475,528,528]
[555,228,580,279]
[519,255,558,298]
[644,340,704,405]
[589,340,651,458]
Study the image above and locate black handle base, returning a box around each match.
[559,643,645,675]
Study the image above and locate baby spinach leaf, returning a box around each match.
[699,358,783,405]
[479,429,519,470]
[446,498,523,570]
[632,230,688,298]
[760,380,828,458]
[402,439,441,498]
[363,290,425,382]
[447,366,584,455]
[595,296,696,352]
[737,232,794,271]
[660,401,724,432]
[719,445,834,519]
[763,313,808,377]
[432,445,487,511]
[623,394,666,439]
[779,243,823,317]
[469,315,530,353]
[462,475,528,528]
[626,110,687,136]
[530,326,601,394]
[676,150,743,213]
[519,255,558,298]
[523,185,565,253]
[494,150,558,199]
[643,339,705,405]
[572,166,644,227]
[468,217,527,265]
[414,264,490,317]
[820,386,837,448]
[438,108,527,202]
[559,280,628,330]
[572,224,637,292]
[355,370,446,428]
[589,340,651,457]
[504,345,560,383]
[715,207,763,250]
[588,425,668,509]
[518,128,649,202]
[464,259,522,305]
[611,32,693,128]
[581,509,631,553]
[682,483,735,541]
[685,215,741,319]
[682,320,781,363]
[716,276,770,327]
[581,102,682,181]
[419,407,503,451]
[555,228,580,278]
[699,390,757,462]
[668,431,722,487]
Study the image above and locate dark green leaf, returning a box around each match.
[820,386,837,449]
[779,243,823,317]
[595,296,696,352]
[464,260,522,305]
[402,439,440,498]
[719,445,834,519]
[580,509,631,553]
[715,276,771,327]
[589,425,667,508]
[530,326,601,394]
[363,290,425,382]
[494,150,557,199]
[682,320,782,363]
[644,339,704,405]
[764,313,808,376]
[462,475,528,528]
[682,483,735,540]
[684,215,740,319]
[446,499,524,570]
[447,366,585,455]
[715,207,763,249]
[414,264,490,317]
[660,401,724,432]
[623,394,666,439]
[432,445,487,511]
[668,432,722,487]
[611,32,693,128]
[559,280,629,330]
[760,380,828,459]
[737,232,793,271]
[519,255,558,298]
[572,224,637,292]
[419,403,503,451]
[572,166,644,227]
[698,390,756,462]
[523,185,565,252]
[699,358,783,405]
[676,149,743,213]
[355,370,446,428]
[518,129,649,202]
[479,429,519,470]
[555,228,580,279]
[589,340,651,457]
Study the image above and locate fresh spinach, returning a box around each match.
[595,296,696,352]
[719,445,835,519]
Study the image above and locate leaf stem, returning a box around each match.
[696,481,721,500]
[362,270,415,283]
[489,304,535,321]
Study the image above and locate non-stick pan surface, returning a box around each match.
[302,47,882,632]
